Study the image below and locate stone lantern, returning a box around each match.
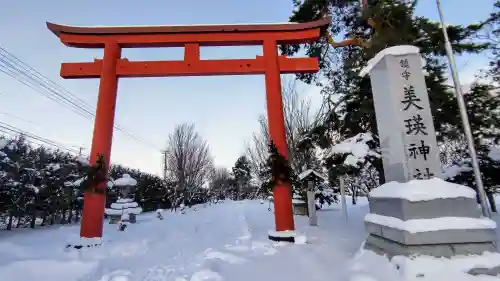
[105,174,142,224]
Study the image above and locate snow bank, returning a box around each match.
[360,45,420,76]
[365,213,496,233]
[369,178,476,201]
[0,260,97,281]
[117,198,134,203]
[294,235,308,244]
[392,252,500,280]
[114,174,137,186]
[350,248,500,281]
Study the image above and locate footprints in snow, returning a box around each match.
[181,235,282,280]
[224,241,278,256]
[204,249,247,264]
[97,269,132,281]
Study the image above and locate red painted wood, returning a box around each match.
[47,18,330,238]
[80,42,121,238]
[60,56,318,78]
[263,40,295,232]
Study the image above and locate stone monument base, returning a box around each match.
[364,233,497,258]
[365,178,498,257]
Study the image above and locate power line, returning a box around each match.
[0,46,163,151]
[0,121,159,171]
[0,111,40,126]
[0,121,83,155]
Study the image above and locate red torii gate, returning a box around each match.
[47,17,330,241]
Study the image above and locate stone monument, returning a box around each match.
[361,45,441,183]
[361,45,498,272]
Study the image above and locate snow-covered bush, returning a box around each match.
[0,135,177,230]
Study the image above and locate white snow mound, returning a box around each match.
[114,174,137,186]
[360,45,420,76]
[350,249,500,281]
[369,178,476,201]
[365,214,496,233]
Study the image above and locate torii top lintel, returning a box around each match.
[46,17,331,48]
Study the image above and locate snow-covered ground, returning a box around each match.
[0,197,498,281]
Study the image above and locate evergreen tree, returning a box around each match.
[444,84,500,211]
[260,141,299,196]
[480,1,500,82]
[284,0,488,184]
[0,134,175,229]
[232,155,252,200]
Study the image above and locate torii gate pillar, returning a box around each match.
[263,40,295,233]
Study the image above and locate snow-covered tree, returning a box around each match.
[247,80,320,192]
[231,155,252,200]
[478,1,500,83]
[0,135,172,230]
[165,123,213,207]
[285,0,488,185]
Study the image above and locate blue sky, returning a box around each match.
[0,0,494,176]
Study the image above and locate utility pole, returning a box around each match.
[435,0,491,218]
[163,150,168,180]
[71,145,85,157]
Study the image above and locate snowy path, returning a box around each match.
[218,200,369,281]
[2,198,498,281]
[0,200,369,281]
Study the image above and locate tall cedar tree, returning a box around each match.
[441,1,500,212]
[482,1,500,82]
[283,0,488,184]
[232,156,252,199]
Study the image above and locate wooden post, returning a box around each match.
[307,180,317,226]
[80,42,121,238]
[263,40,295,232]
[340,177,348,221]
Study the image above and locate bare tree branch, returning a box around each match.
[165,123,213,207]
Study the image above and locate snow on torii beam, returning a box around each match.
[47,17,330,241]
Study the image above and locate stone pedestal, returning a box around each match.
[363,179,497,259]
